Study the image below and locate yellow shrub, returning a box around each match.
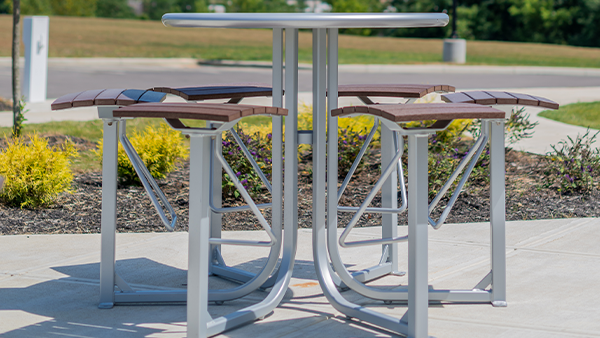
[0,134,78,208]
[298,103,381,149]
[95,124,188,186]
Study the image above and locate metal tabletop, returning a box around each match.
[162,12,449,29]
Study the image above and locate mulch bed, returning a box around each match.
[1,136,600,235]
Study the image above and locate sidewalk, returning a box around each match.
[1,218,600,337]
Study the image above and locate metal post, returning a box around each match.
[407,134,429,338]
[210,127,222,275]
[99,118,119,309]
[284,28,299,248]
[260,28,285,289]
[187,135,212,337]
[489,120,507,307]
[381,124,398,272]
[325,28,346,288]
[313,28,327,291]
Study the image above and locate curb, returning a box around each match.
[2,57,600,76]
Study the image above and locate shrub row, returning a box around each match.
[1,107,599,209]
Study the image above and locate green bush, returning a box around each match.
[95,124,188,186]
[96,0,135,18]
[21,0,52,15]
[50,0,97,16]
[337,128,370,177]
[142,0,180,20]
[0,134,78,208]
[426,107,536,196]
[222,128,272,199]
[543,130,600,193]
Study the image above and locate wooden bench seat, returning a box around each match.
[52,84,276,111]
[151,83,274,101]
[442,91,559,109]
[336,84,455,99]
[52,89,167,110]
[332,103,504,123]
[114,103,287,122]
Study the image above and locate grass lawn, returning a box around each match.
[2,15,600,67]
[539,101,600,130]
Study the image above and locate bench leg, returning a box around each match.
[381,124,399,273]
[209,129,222,277]
[408,134,429,338]
[489,120,507,307]
[99,118,119,309]
[188,135,213,337]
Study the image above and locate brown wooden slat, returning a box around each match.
[182,87,273,101]
[441,92,475,104]
[463,91,497,105]
[528,95,559,109]
[506,92,539,106]
[445,90,557,109]
[338,84,439,97]
[483,91,518,105]
[138,90,168,103]
[336,84,454,98]
[332,103,504,122]
[116,89,149,106]
[150,84,274,101]
[51,91,84,110]
[72,89,107,107]
[441,85,456,92]
[114,103,287,122]
[95,88,127,105]
[151,87,172,94]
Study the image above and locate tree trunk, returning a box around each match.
[12,0,21,137]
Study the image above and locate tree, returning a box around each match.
[12,0,21,137]
[96,0,135,18]
[50,0,97,16]
[323,0,387,35]
[226,0,296,13]
[21,0,52,15]
[0,0,11,13]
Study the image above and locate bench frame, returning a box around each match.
[94,29,294,337]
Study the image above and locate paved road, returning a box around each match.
[3,61,600,99]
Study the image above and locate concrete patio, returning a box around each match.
[1,217,599,337]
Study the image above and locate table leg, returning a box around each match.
[489,120,507,307]
[408,134,429,338]
[99,118,119,309]
[187,135,212,338]
[313,26,327,287]
[284,27,299,252]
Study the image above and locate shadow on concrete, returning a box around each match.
[0,257,310,337]
[0,255,405,337]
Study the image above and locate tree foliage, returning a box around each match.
[96,0,135,18]
[226,0,296,13]
[388,0,600,47]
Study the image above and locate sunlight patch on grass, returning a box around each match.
[539,101,600,130]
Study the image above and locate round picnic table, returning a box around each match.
[162,12,449,338]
